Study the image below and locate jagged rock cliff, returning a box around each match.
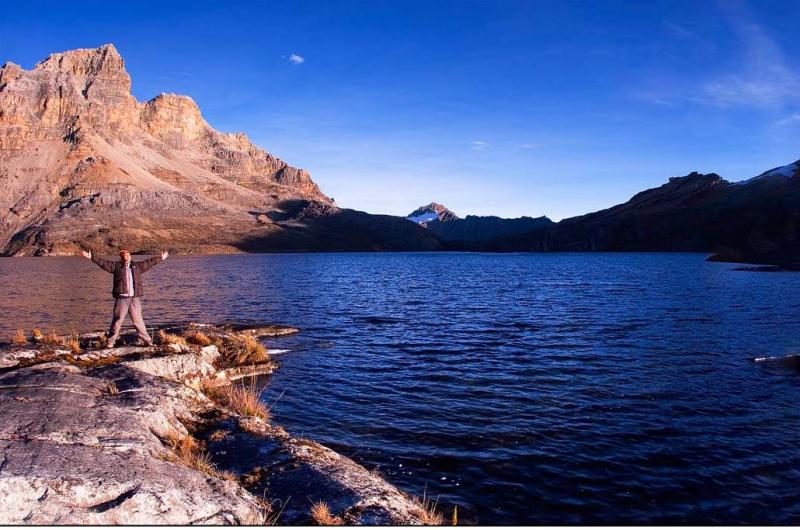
[0,44,440,255]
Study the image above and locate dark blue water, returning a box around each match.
[2,253,800,524]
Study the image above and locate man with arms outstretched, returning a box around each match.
[81,248,169,348]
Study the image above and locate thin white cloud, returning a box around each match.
[700,3,799,107]
[774,113,800,127]
[470,141,487,151]
[518,142,542,150]
[640,2,800,108]
[662,19,695,39]
[287,54,305,65]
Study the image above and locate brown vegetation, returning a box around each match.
[310,501,344,526]
[202,380,269,421]
[66,354,121,369]
[156,329,188,346]
[31,328,43,341]
[184,330,212,346]
[11,329,28,345]
[162,432,234,481]
[105,381,119,396]
[219,333,268,366]
[241,466,266,489]
[413,493,444,526]
[207,429,230,442]
[40,330,61,346]
[64,336,81,354]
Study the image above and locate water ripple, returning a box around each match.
[2,253,800,523]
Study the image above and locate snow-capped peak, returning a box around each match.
[738,160,800,185]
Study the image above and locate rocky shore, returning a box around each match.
[0,325,435,525]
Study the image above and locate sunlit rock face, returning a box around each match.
[0,44,333,256]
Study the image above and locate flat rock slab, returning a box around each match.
[0,362,264,524]
[0,325,427,525]
[206,419,429,525]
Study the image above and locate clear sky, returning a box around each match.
[2,0,800,220]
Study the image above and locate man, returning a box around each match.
[81,248,169,348]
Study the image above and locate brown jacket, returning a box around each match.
[91,255,163,298]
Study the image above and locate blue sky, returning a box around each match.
[2,0,800,220]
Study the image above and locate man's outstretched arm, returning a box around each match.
[81,249,115,273]
[139,250,169,273]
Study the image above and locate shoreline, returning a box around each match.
[2,250,795,270]
[0,325,435,524]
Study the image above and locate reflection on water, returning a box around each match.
[2,253,800,523]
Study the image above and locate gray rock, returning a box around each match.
[0,362,264,524]
[0,327,429,525]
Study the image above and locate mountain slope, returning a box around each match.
[478,170,800,265]
[0,44,440,255]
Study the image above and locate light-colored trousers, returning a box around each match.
[107,297,152,344]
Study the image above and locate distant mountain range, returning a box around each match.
[406,203,554,243]
[407,165,800,266]
[2,44,798,265]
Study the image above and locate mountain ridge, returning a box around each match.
[0,44,440,255]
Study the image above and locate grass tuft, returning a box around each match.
[41,330,61,346]
[11,329,28,345]
[219,333,268,366]
[241,466,266,488]
[162,432,233,480]
[105,380,119,396]
[310,501,344,526]
[217,469,238,482]
[191,450,218,475]
[413,492,444,526]
[207,429,230,442]
[64,336,81,354]
[202,380,269,421]
[155,329,188,346]
[31,328,43,341]
[184,330,212,346]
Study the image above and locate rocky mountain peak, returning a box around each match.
[0,62,23,86]
[35,43,126,77]
[0,44,332,255]
[407,202,459,224]
[140,93,207,148]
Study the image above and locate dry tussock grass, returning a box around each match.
[242,495,280,526]
[66,354,121,369]
[310,501,344,525]
[64,336,81,354]
[155,329,187,346]
[184,330,212,346]
[31,328,43,341]
[220,333,268,366]
[241,466,266,488]
[162,432,234,480]
[413,492,444,525]
[208,429,230,442]
[40,330,61,346]
[202,380,269,421]
[11,329,28,345]
[105,380,119,396]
